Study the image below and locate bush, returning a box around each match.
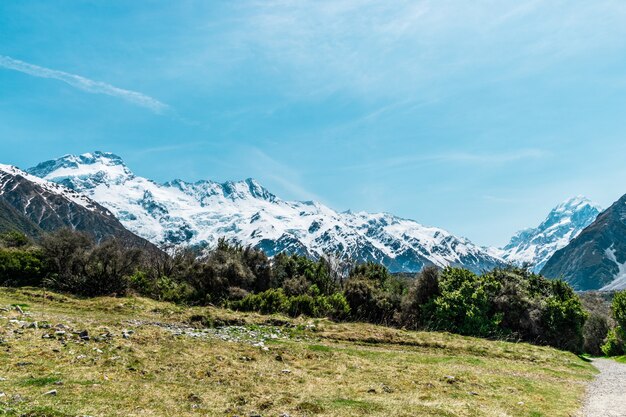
[602,328,625,357]
[584,313,610,356]
[0,248,45,287]
[234,289,289,315]
[0,231,31,248]
[400,266,440,329]
[424,268,500,337]
[232,289,350,320]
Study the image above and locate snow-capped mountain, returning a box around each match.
[0,163,157,250]
[498,196,601,273]
[542,194,626,291]
[28,151,505,273]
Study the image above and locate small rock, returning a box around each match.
[381,384,394,393]
[0,392,5,398]
[27,322,38,329]
[444,375,456,384]
[76,355,87,360]
[517,401,525,406]
[78,330,89,341]
[55,330,66,337]
[274,354,283,362]
[54,381,64,386]
[469,391,478,396]
[44,389,57,396]
[15,305,24,314]
[367,388,377,394]
[281,369,291,374]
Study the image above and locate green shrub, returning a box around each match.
[602,328,625,357]
[0,248,45,287]
[583,313,610,356]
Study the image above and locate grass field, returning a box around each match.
[0,287,595,417]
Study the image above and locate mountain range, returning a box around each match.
[1,150,617,289]
[27,152,506,273]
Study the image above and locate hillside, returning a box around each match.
[0,164,158,251]
[0,287,594,417]
[27,151,504,273]
[542,194,626,291]
[0,199,43,238]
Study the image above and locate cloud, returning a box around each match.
[338,148,548,173]
[246,147,322,202]
[233,0,626,99]
[0,55,169,113]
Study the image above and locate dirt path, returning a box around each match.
[583,358,626,417]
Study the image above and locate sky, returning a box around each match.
[2,1,626,247]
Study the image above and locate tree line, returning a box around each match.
[0,229,607,353]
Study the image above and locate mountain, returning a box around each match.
[541,194,626,291]
[28,151,505,273]
[0,163,158,250]
[0,198,43,238]
[497,197,601,273]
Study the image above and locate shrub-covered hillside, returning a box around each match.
[0,229,592,353]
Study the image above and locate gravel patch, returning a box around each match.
[583,358,626,417]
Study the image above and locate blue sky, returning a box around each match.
[2,1,626,247]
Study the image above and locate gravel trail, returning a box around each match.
[583,358,626,417]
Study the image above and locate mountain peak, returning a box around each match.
[501,196,602,272]
[28,151,134,190]
[553,195,601,213]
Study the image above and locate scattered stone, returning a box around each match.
[469,391,479,396]
[78,330,90,341]
[15,305,24,314]
[381,384,394,393]
[517,401,525,406]
[27,322,38,329]
[281,369,291,374]
[54,381,64,386]
[43,389,57,396]
[187,393,202,403]
[76,355,87,360]
[16,362,32,367]
[55,330,66,337]
[0,392,5,398]
[367,388,377,394]
[274,354,283,362]
[444,375,456,384]
[279,414,291,417]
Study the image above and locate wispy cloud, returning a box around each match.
[0,55,168,113]
[338,148,549,173]
[246,147,322,202]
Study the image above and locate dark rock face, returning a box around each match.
[542,195,626,291]
[0,166,158,251]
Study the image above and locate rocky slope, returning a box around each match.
[28,151,505,273]
[542,194,626,291]
[498,197,601,273]
[0,163,157,250]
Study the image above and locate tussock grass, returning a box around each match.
[0,287,595,416]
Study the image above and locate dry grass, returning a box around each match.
[0,287,595,417]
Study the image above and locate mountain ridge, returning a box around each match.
[28,151,505,273]
[0,162,160,251]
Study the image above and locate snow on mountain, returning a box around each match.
[0,163,100,212]
[0,161,158,249]
[499,196,601,272]
[28,151,504,273]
